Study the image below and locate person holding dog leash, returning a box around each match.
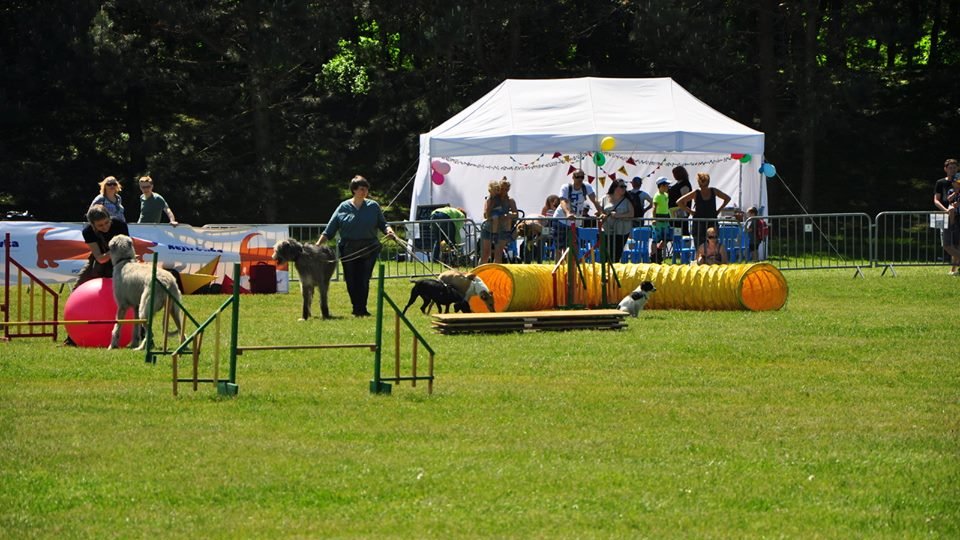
[316,175,396,317]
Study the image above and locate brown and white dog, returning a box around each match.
[438,270,495,312]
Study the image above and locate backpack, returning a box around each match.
[625,190,644,218]
[755,219,769,241]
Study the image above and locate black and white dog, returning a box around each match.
[617,280,657,317]
[403,278,471,315]
[272,238,337,320]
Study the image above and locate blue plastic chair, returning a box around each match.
[576,227,599,260]
[671,231,696,264]
[620,227,652,263]
[717,225,745,263]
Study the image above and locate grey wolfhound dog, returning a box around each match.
[272,238,337,320]
[107,234,183,350]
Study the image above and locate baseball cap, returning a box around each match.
[656,177,670,186]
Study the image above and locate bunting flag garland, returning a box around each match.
[567,165,577,176]
[444,153,736,172]
[587,175,595,184]
[598,176,606,189]
[508,153,546,167]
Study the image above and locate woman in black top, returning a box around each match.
[676,172,731,247]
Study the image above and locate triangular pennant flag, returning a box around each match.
[609,173,617,181]
[552,152,562,159]
[567,165,577,176]
[598,176,606,189]
[587,175,595,184]
[563,155,571,162]
[626,157,636,165]
[618,166,628,175]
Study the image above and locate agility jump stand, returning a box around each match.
[149,262,238,396]
[369,264,436,395]
[551,223,622,311]
[1,232,60,342]
[169,263,435,397]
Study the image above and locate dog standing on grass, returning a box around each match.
[272,238,336,320]
[438,270,496,312]
[108,235,183,350]
[403,278,471,315]
[617,281,657,317]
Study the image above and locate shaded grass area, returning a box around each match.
[1,267,958,538]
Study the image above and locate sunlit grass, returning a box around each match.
[0,267,957,537]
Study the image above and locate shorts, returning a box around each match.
[945,221,960,248]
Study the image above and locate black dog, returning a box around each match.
[403,278,471,315]
[272,238,337,320]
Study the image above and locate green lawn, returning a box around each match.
[1,267,957,538]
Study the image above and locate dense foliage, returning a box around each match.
[2,0,958,223]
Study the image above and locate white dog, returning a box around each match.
[617,281,657,317]
[108,234,183,350]
[438,270,496,312]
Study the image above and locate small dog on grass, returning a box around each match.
[108,235,183,350]
[403,278,471,315]
[617,281,657,317]
[272,238,337,320]
[438,270,496,312]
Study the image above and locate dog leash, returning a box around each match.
[384,236,459,278]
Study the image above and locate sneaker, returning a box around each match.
[950,270,958,276]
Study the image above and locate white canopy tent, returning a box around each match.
[409,77,767,226]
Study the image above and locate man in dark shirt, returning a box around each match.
[76,204,130,286]
[933,158,960,275]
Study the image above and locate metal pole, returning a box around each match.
[143,253,158,363]
[370,263,390,394]
[219,263,241,396]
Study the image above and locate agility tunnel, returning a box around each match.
[469,263,788,312]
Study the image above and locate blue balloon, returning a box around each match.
[762,163,776,177]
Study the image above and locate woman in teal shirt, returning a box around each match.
[316,175,396,317]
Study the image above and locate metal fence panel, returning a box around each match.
[874,211,951,269]
[762,213,872,271]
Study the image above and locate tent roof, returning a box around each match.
[426,77,764,157]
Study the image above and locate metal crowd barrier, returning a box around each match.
[280,210,949,279]
[874,211,951,274]
[762,213,872,274]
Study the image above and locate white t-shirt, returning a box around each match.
[558,182,595,217]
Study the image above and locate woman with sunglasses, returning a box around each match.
[600,180,634,262]
[696,226,729,265]
[89,176,126,222]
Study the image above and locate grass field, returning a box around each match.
[1,266,958,538]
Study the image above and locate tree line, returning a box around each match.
[2,0,958,224]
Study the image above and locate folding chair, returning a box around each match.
[671,230,696,264]
[620,227,652,263]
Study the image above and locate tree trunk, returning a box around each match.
[800,0,819,210]
[125,84,147,177]
[929,0,943,66]
[757,0,777,149]
[244,0,277,222]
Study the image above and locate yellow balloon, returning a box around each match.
[600,136,616,152]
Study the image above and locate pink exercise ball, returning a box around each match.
[64,278,134,348]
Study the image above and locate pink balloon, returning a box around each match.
[432,160,451,175]
[431,171,445,185]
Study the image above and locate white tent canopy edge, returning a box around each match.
[409,77,767,224]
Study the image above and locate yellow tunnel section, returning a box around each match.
[469,262,788,312]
